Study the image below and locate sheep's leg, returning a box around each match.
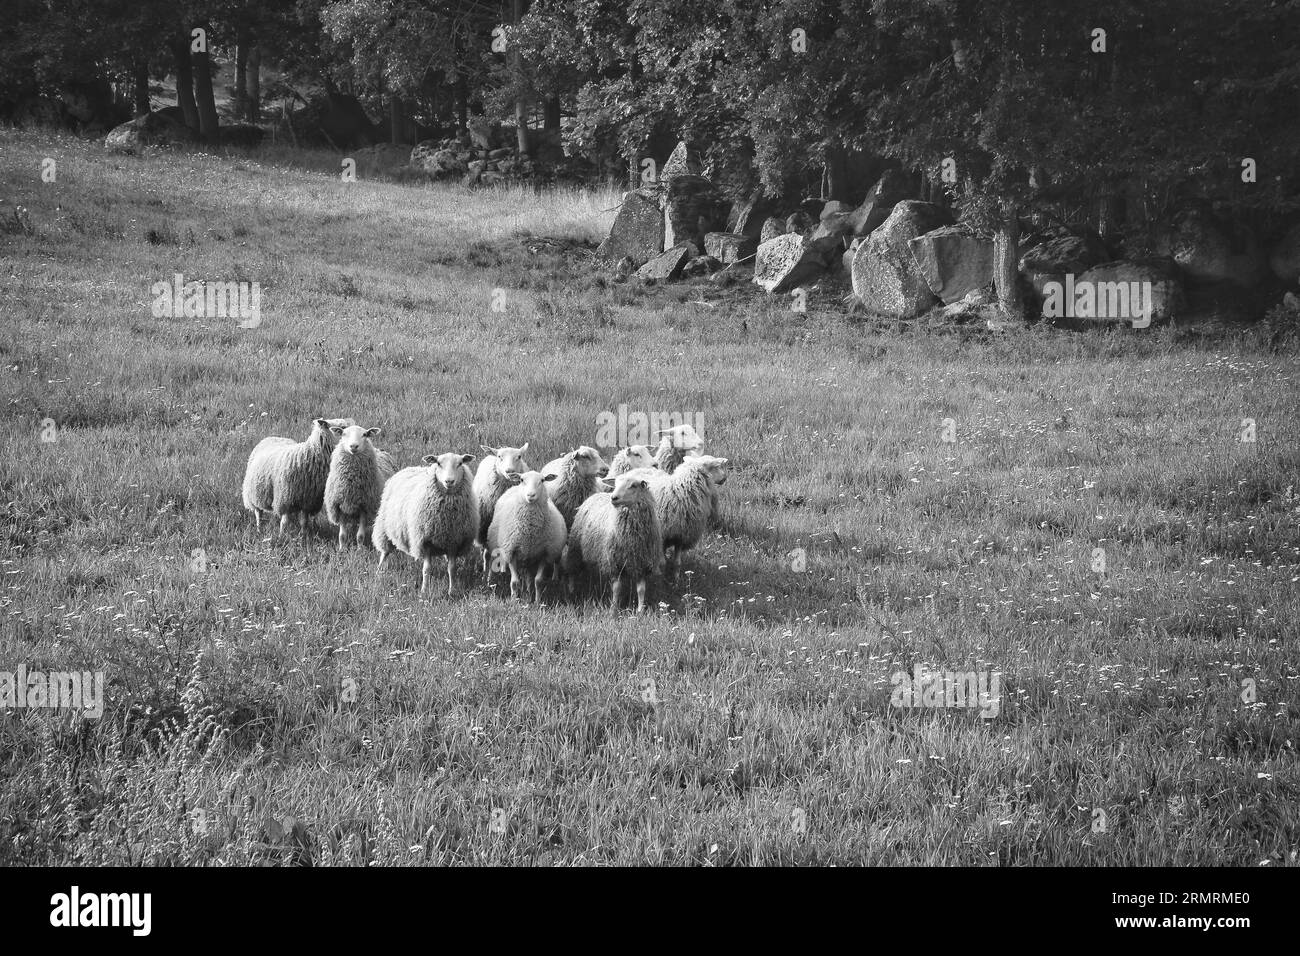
[532,565,548,603]
[337,523,348,552]
[665,547,680,584]
[252,509,262,531]
[611,577,625,611]
[420,555,434,595]
[508,559,523,600]
[635,577,648,614]
[356,519,369,548]
[299,512,310,534]
[445,555,457,597]
[279,512,293,534]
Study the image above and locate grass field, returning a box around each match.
[1,127,1298,866]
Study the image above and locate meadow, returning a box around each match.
[1,127,1297,865]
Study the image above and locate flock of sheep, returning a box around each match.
[240,420,728,612]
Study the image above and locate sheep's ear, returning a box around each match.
[598,477,615,491]
[518,442,529,453]
[315,418,330,429]
[715,457,728,466]
[480,445,497,456]
[330,426,344,435]
[461,454,476,465]
[422,454,438,464]
[506,472,524,485]
[542,472,558,482]
[364,427,381,438]
[633,478,647,488]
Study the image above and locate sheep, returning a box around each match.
[653,424,704,474]
[376,450,397,481]
[471,442,531,571]
[323,423,389,550]
[607,444,657,476]
[562,472,663,613]
[542,446,610,528]
[485,470,566,601]
[242,417,354,532]
[372,452,478,596]
[624,455,728,583]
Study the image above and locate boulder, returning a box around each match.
[846,168,916,236]
[597,193,665,266]
[752,234,828,293]
[850,201,954,317]
[463,159,487,186]
[759,217,786,243]
[410,141,466,176]
[811,213,854,247]
[487,147,513,160]
[467,116,495,149]
[1018,233,1108,275]
[820,200,852,220]
[660,141,702,181]
[1056,259,1185,324]
[940,288,1000,323]
[786,211,815,235]
[104,110,196,153]
[731,191,776,239]
[663,174,722,251]
[636,243,696,281]
[1268,222,1300,284]
[908,225,995,304]
[704,232,758,264]
[220,124,265,147]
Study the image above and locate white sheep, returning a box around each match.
[485,470,566,601]
[471,442,531,570]
[624,455,728,582]
[562,473,663,613]
[543,446,610,528]
[242,417,353,532]
[653,424,704,474]
[372,452,478,596]
[607,444,657,476]
[323,423,389,550]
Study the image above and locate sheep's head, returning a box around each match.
[621,445,657,470]
[658,424,703,452]
[422,452,475,491]
[315,417,356,446]
[572,446,609,478]
[609,473,654,509]
[483,442,530,477]
[690,454,729,485]
[512,470,558,505]
[332,424,381,455]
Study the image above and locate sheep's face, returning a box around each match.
[610,474,653,509]
[622,445,656,470]
[515,470,557,505]
[692,455,729,486]
[483,442,530,478]
[423,452,475,491]
[659,424,703,452]
[574,446,609,478]
[333,424,381,455]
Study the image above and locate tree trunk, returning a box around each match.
[824,143,848,202]
[626,146,639,191]
[133,62,150,117]
[993,206,1022,320]
[455,76,468,134]
[1098,191,1125,241]
[390,96,405,144]
[171,33,200,130]
[247,45,261,121]
[544,96,561,131]
[511,0,531,156]
[191,24,220,142]
[234,27,249,121]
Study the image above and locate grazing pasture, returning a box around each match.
[1,128,1298,865]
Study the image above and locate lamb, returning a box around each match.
[624,455,728,582]
[542,446,610,528]
[562,473,663,613]
[607,444,657,476]
[485,470,566,601]
[471,442,531,570]
[372,452,478,596]
[242,417,354,532]
[323,423,389,550]
[653,424,704,474]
